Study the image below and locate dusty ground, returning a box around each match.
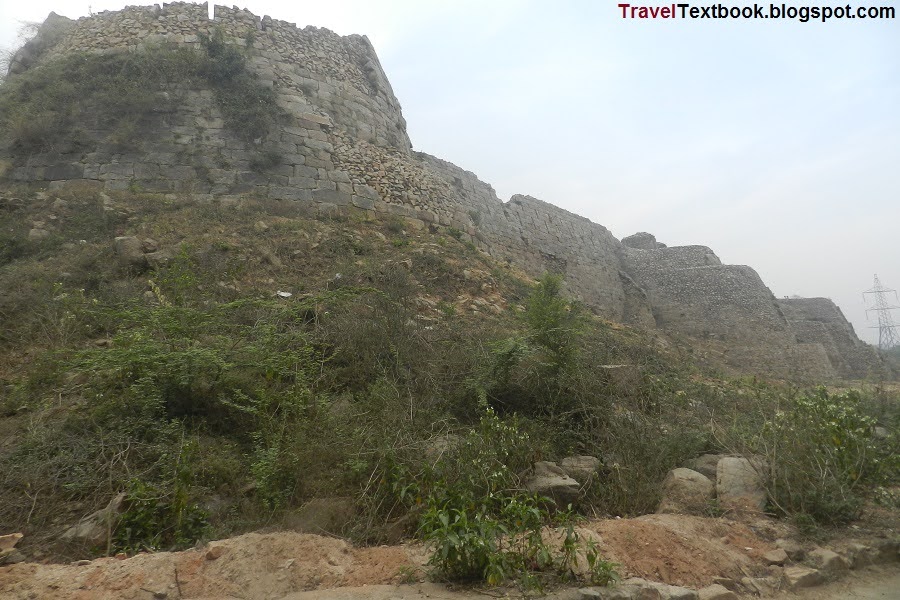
[0,513,896,599]
[770,564,900,599]
[0,532,429,600]
[583,513,783,588]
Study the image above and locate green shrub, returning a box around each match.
[476,273,585,418]
[199,28,280,141]
[113,438,209,553]
[445,227,463,241]
[760,388,884,524]
[372,407,617,589]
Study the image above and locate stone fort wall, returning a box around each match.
[1,3,885,380]
[778,298,884,379]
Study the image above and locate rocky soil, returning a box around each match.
[2,512,898,600]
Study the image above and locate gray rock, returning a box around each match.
[782,566,823,590]
[697,584,737,600]
[145,248,176,269]
[28,228,50,241]
[873,539,900,563]
[683,454,724,482]
[525,461,580,506]
[616,577,674,600]
[807,547,849,572]
[312,189,352,206]
[845,542,878,568]
[0,549,26,564]
[716,456,766,513]
[665,586,699,600]
[61,492,126,547]
[351,195,376,210]
[141,238,159,253]
[45,163,84,181]
[0,533,23,551]
[775,538,804,561]
[114,236,147,268]
[657,468,714,515]
[762,548,788,566]
[560,456,602,483]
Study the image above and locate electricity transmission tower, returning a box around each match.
[864,275,900,350]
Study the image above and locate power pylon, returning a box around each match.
[864,275,900,350]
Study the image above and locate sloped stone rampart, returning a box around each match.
[778,298,885,378]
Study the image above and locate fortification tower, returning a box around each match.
[864,275,900,350]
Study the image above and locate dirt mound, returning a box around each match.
[0,532,425,600]
[586,514,778,588]
[0,514,823,599]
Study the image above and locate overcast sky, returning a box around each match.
[1,1,898,344]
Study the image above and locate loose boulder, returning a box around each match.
[683,454,724,482]
[61,492,126,547]
[114,236,147,268]
[657,468,714,515]
[782,566,823,590]
[560,455,602,483]
[525,461,580,506]
[0,533,24,565]
[776,538,805,561]
[716,456,767,513]
[808,547,849,573]
[698,584,737,600]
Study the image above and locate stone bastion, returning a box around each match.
[0,2,886,380]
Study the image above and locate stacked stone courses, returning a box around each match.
[2,3,886,381]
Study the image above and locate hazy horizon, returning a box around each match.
[2,0,897,346]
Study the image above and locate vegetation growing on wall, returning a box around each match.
[0,28,279,159]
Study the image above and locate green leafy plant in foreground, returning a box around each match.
[412,407,618,588]
[754,388,894,525]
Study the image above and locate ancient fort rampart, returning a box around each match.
[1,3,885,380]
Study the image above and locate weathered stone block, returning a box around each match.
[207,169,235,185]
[312,189,351,206]
[163,165,197,180]
[237,171,270,185]
[293,165,317,178]
[45,163,84,180]
[133,163,160,178]
[99,163,134,178]
[269,187,312,202]
[288,176,316,189]
[353,184,380,200]
[351,195,375,210]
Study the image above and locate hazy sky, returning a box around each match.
[1,1,898,344]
